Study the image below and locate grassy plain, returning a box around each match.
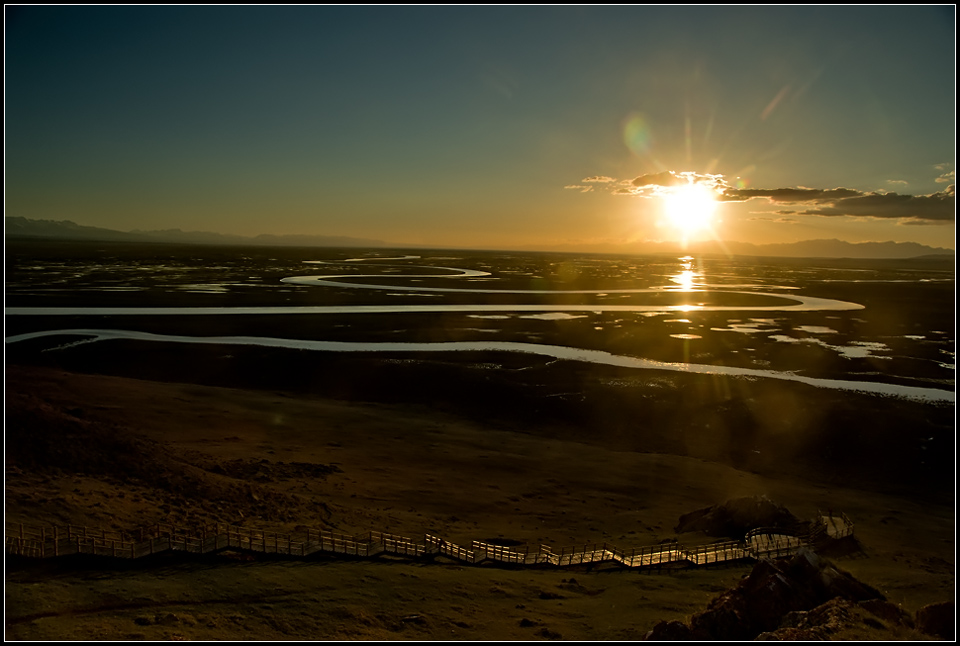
[4,240,955,640]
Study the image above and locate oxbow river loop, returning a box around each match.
[7,257,953,403]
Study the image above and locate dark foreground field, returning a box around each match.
[4,240,955,640]
[5,352,955,640]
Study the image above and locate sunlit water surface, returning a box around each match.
[6,254,954,402]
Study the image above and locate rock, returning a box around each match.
[915,601,955,640]
[645,548,886,641]
[759,597,857,640]
[755,626,821,640]
[690,602,751,641]
[400,614,425,626]
[644,620,693,640]
[536,627,562,640]
[675,495,802,538]
[814,561,884,602]
[859,599,914,628]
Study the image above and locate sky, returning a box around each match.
[5,6,956,251]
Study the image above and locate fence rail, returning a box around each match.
[5,513,852,570]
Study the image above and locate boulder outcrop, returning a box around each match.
[644,548,883,641]
[674,495,803,538]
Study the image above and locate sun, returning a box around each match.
[661,183,719,239]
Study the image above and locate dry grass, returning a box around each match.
[5,365,954,640]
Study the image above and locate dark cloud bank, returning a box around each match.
[720,186,955,222]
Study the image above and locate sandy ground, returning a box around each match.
[4,364,955,640]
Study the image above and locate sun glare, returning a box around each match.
[668,256,700,292]
[662,183,719,239]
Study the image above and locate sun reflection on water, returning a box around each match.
[669,256,702,293]
[672,270,697,291]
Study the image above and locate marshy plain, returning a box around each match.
[5,239,955,640]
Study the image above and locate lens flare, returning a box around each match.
[623,113,653,156]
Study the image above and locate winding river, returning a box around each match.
[6,258,954,404]
[5,328,952,404]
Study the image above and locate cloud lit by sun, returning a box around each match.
[566,166,954,248]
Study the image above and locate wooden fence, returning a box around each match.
[5,513,851,570]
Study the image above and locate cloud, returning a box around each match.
[792,190,955,221]
[612,171,728,197]
[935,170,955,183]
[631,171,688,187]
[582,176,616,183]
[885,179,909,186]
[719,183,954,222]
[569,170,956,222]
[749,216,798,223]
[719,187,862,203]
[898,217,952,226]
[564,185,593,193]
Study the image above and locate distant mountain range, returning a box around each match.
[4,216,956,259]
[3,217,389,249]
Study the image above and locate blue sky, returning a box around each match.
[5,6,955,249]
